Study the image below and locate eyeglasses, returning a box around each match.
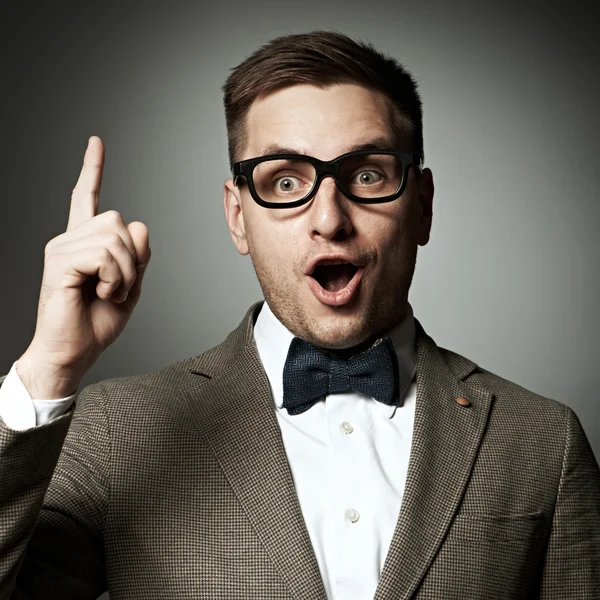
[233,149,422,209]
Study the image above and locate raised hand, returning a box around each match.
[17,136,152,399]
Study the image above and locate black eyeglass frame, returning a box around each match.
[232,149,422,209]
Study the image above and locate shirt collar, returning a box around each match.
[253,300,417,419]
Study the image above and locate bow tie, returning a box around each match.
[281,336,400,415]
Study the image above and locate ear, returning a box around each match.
[415,167,434,246]
[224,178,249,255]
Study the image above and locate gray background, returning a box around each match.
[1,2,598,595]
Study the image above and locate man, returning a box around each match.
[0,30,598,600]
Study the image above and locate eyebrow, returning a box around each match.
[259,136,397,157]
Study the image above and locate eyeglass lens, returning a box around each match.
[252,154,404,204]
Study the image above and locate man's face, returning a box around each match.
[224,83,434,349]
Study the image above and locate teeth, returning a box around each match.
[318,259,351,266]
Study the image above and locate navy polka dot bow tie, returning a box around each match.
[281,336,401,415]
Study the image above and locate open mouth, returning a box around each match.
[311,259,360,292]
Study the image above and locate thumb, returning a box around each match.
[126,221,151,304]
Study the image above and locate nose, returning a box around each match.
[307,175,353,241]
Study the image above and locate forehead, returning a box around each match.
[243,83,398,161]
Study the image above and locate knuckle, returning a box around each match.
[103,209,123,225]
[98,246,113,264]
[44,234,64,258]
[105,232,125,251]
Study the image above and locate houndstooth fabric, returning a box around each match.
[0,301,599,599]
[282,336,400,415]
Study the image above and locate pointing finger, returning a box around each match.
[67,136,105,231]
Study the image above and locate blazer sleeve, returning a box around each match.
[539,405,600,599]
[0,378,110,599]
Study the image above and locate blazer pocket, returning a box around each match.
[423,510,549,598]
[447,509,546,543]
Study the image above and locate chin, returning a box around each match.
[311,321,374,350]
[265,281,380,348]
[261,271,402,349]
[292,303,375,350]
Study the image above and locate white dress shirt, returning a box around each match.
[253,301,417,600]
[0,360,77,430]
[0,301,418,600]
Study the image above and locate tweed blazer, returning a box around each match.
[0,302,599,599]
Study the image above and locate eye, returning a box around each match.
[352,170,384,185]
[273,176,303,192]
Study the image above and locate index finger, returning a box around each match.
[67,136,105,231]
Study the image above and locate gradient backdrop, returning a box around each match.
[1,2,599,595]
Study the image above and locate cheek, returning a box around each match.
[363,208,418,275]
[389,197,420,242]
[246,215,302,270]
[363,204,414,247]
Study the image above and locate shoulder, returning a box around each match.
[74,340,229,425]
[90,349,218,399]
[438,344,573,433]
[79,303,259,412]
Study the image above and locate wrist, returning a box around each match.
[16,349,81,400]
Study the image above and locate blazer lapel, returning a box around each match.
[180,304,327,600]
[374,318,494,600]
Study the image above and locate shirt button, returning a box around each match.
[345,509,360,523]
[340,421,354,435]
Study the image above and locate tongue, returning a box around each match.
[318,264,355,292]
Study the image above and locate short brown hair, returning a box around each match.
[222,30,424,170]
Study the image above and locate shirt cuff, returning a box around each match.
[0,361,77,431]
